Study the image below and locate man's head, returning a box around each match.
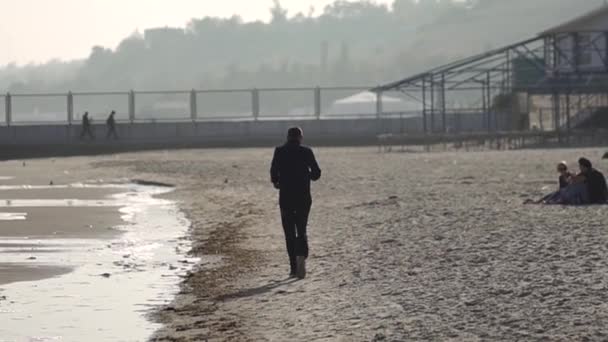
[557,161,568,174]
[287,127,303,143]
[579,157,593,173]
[111,110,115,115]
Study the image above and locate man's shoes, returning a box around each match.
[296,256,306,279]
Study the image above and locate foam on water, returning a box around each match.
[0,213,27,221]
[0,183,196,341]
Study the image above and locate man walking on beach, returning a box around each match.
[270,127,321,279]
[80,112,95,140]
[106,110,118,140]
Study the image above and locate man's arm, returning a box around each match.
[601,174,608,200]
[571,173,586,184]
[270,147,280,188]
[308,149,321,181]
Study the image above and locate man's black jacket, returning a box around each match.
[270,141,321,207]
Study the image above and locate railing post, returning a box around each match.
[129,90,136,123]
[430,76,435,133]
[252,88,260,121]
[376,89,383,135]
[376,90,383,119]
[441,73,447,134]
[67,91,74,125]
[314,87,321,120]
[486,71,492,133]
[190,89,197,122]
[5,92,11,127]
[422,78,427,134]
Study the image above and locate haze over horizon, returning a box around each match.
[0,0,394,66]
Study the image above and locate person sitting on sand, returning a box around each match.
[538,162,573,204]
[567,158,608,205]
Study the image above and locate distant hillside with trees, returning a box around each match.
[0,0,603,93]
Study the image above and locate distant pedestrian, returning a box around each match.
[106,110,118,140]
[270,127,321,279]
[80,112,95,140]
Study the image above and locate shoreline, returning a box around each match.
[150,185,268,341]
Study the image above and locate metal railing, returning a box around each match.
[531,93,608,131]
[1,86,418,126]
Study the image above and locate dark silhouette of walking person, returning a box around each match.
[106,110,118,140]
[79,112,95,140]
[270,127,321,279]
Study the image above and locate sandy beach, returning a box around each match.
[2,147,608,341]
[85,146,608,341]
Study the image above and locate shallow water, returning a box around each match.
[0,183,196,341]
[0,213,27,221]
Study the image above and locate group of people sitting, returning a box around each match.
[529,157,608,205]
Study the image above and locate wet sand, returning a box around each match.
[0,206,123,238]
[3,148,608,340]
[0,183,124,285]
[0,264,72,286]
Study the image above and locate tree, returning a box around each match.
[270,0,288,23]
[392,0,416,17]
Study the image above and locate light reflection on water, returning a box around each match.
[0,212,27,220]
[0,184,197,342]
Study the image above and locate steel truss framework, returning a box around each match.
[374,31,608,134]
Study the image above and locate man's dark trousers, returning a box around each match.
[280,199,311,273]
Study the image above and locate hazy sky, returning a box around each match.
[0,0,393,66]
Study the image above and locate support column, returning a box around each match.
[129,90,136,123]
[376,91,383,119]
[506,50,512,90]
[252,88,260,121]
[376,90,383,135]
[604,31,608,71]
[572,32,580,73]
[67,91,74,125]
[553,92,561,143]
[314,87,321,120]
[5,93,11,127]
[441,73,447,133]
[430,76,435,133]
[190,89,197,121]
[566,92,571,133]
[486,71,492,133]
[552,34,559,74]
[422,78,427,134]
[482,82,487,131]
